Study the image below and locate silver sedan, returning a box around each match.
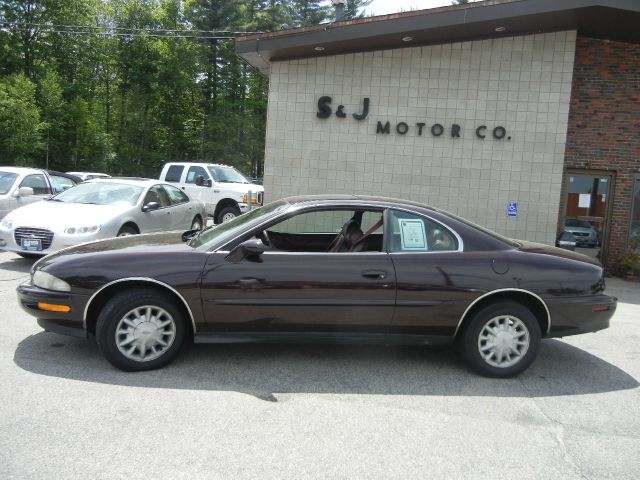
[0,178,206,257]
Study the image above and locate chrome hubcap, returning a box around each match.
[222,212,236,223]
[115,306,176,362]
[478,315,530,368]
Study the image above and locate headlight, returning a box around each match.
[33,270,71,292]
[64,225,101,234]
[0,217,13,229]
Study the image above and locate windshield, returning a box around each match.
[190,200,289,248]
[207,166,250,184]
[0,172,18,195]
[565,219,592,229]
[52,182,143,206]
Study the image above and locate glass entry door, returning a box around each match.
[562,171,614,260]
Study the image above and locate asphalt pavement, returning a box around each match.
[0,250,638,479]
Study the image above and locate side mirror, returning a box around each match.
[14,187,34,197]
[206,178,212,187]
[182,229,199,242]
[195,175,210,187]
[142,202,160,212]
[225,239,265,263]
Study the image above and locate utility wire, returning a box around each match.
[1,21,260,37]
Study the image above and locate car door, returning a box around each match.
[182,165,213,211]
[387,209,487,337]
[199,207,396,335]
[139,185,172,232]
[14,173,52,209]
[162,184,195,230]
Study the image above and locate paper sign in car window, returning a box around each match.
[399,219,427,250]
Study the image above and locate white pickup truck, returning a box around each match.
[159,162,264,224]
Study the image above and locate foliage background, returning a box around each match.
[0,0,370,178]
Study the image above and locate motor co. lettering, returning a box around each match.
[316,96,509,140]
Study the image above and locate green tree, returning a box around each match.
[0,73,43,164]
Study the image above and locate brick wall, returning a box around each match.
[561,37,640,269]
[263,31,576,244]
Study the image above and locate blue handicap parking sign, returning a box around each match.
[507,201,518,217]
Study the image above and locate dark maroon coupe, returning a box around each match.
[17,195,616,377]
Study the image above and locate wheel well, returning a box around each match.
[456,291,549,338]
[119,222,139,234]
[213,199,239,221]
[85,280,194,339]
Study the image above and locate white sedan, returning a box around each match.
[0,178,206,257]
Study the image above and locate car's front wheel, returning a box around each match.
[217,205,241,224]
[458,301,541,377]
[96,289,186,371]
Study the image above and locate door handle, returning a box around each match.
[362,270,387,279]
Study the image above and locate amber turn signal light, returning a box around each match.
[37,302,71,313]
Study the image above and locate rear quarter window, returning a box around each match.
[165,165,184,183]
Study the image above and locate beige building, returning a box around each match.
[237,0,640,268]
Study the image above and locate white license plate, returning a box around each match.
[21,238,43,251]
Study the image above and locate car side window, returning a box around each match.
[165,165,184,183]
[163,184,189,205]
[19,174,49,195]
[230,208,384,253]
[144,185,170,207]
[185,166,208,185]
[49,175,76,194]
[389,210,458,252]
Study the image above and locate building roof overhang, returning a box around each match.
[235,0,640,76]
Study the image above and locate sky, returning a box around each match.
[364,0,452,16]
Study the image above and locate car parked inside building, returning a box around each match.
[564,219,599,247]
[0,177,206,257]
[17,195,616,377]
[0,167,80,220]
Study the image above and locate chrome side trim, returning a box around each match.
[453,288,551,336]
[83,277,197,333]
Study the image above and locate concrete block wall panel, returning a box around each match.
[264,31,577,244]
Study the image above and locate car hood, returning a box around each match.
[564,226,594,234]
[216,182,264,193]
[37,231,191,268]
[6,200,132,230]
[516,240,602,267]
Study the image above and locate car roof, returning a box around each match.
[282,194,439,212]
[86,177,161,186]
[0,166,44,175]
[166,162,234,169]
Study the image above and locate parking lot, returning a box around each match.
[0,249,638,479]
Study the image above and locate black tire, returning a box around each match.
[216,205,241,224]
[117,225,138,237]
[190,215,203,231]
[95,289,186,371]
[457,301,541,378]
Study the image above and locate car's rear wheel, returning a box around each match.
[96,289,186,371]
[117,225,138,237]
[458,301,541,377]
[217,205,240,224]
[190,215,203,231]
